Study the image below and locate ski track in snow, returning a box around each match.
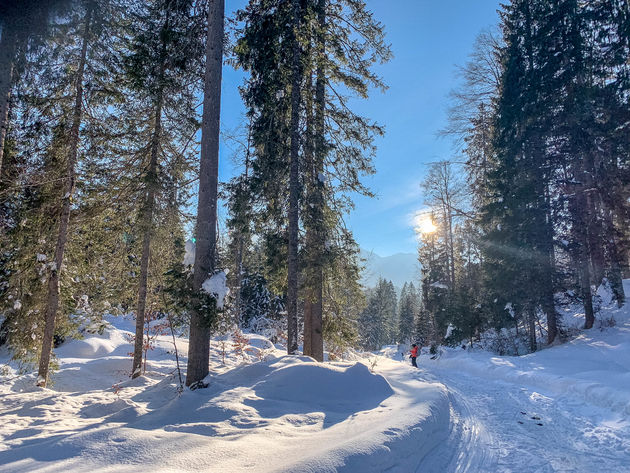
[417,363,630,473]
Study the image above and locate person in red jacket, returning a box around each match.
[410,343,419,368]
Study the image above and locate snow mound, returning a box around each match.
[55,320,130,361]
[57,337,117,358]
[251,359,394,409]
[0,317,448,473]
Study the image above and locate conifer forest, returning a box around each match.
[0,1,629,472]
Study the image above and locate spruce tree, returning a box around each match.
[123,0,203,378]
[398,282,417,344]
[235,0,389,356]
[0,0,71,179]
[37,0,97,387]
[359,278,397,350]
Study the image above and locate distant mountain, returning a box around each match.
[359,249,419,291]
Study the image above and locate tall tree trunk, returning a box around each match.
[37,3,93,387]
[286,0,302,355]
[131,8,173,379]
[448,206,456,290]
[303,71,314,358]
[309,0,326,362]
[571,187,595,329]
[527,305,537,353]
[0,23,17,180]
[131,123,161,378]
[587,193,605,286]
[542,184,558,344]
[583,149,604,287]
[186,0,224,387]
[234,127,251,328]
[579,254,595,329]
[602,207,626,307]
[541,264,558,343]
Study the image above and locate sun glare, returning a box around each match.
[414,214,437,234]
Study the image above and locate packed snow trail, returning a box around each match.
[415,361,630,473]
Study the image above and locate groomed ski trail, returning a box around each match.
[414,364,630,473]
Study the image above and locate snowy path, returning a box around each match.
[417,362,630,473]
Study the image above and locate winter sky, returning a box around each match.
[216,0,502,257]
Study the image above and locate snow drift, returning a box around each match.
[0,316,448,472]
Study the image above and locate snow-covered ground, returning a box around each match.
[0,316,448,472]
[412,280,630,472]
[1,282,629,472]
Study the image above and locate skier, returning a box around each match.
[410,343,419,368]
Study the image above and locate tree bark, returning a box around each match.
[131,146,160,379]
[286,0,302,355]
[37,3,93,387]
[303,67,314,358]
[586,193,605,286]
[186,0,224,387]
[309,0,326,362]
[570,186,595,329]
[542,184,558,344]
[0,23,17,180]
[602,207,626,307]
[527,305,537,353]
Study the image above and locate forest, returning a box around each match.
[0,0,629,387]
[414,0,630,355]
[1,1,630,472]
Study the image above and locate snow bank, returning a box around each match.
[427,283,630,416]
[250,359,393,408]
[0,316,449,472]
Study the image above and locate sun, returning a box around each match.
[416,215,437,234]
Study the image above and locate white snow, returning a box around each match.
[201,271,229,309]
[408,280,630,471]
[0,315,447,472]
[430,281,449,290]
[183,239,195,267]
[1,282,630,472]
[445,323,454,339]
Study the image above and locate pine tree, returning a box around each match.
[359,278,397,350]
[302,0,326,361]
[398,282,417,344]
[481,0,563,348]
[0,1,71,179]
[234,0,390,356]
[321,237,364,358]
[37,0,97,387]
[123,0,204,379]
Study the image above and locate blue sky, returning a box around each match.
[216,0,502,257]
